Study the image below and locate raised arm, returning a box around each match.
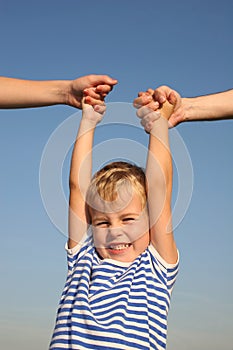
[134,92,178,264]
[68,101,106,248]
[0,74,117,109]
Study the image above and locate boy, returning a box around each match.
[50,89,179,349]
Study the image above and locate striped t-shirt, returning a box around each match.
[50,238,179,350]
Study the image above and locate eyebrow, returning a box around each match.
[120,212,140,218]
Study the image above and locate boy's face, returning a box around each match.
[90,190,150,263]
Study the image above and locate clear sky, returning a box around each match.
[0,0,233,349]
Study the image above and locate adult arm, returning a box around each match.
[0,74,117,109]
[180,89,233,123]
[136,86,233,127]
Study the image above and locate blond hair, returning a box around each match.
[86,161,147,213]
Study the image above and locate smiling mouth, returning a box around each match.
[107,243,132,251]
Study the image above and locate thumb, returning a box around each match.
[168,91,182,112]
[168,91,177,106]
[90,75,118,86]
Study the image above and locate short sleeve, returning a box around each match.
[65,241,82,256]
[148,244,179,292]
[65,234,93,273]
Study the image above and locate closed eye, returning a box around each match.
[122,217,136,223]
[94,221,109,228]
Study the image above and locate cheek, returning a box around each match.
[124,218,149,242]
[92,227,108,247]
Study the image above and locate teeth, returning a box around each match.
[109,244,130,250]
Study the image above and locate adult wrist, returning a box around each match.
[56,80,71,105]
[182,94,230,122]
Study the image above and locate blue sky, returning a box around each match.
[0,0,233,349]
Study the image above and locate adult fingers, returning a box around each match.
[133,94,153,108]
[153,85,173,104]
[84,87,101,100]
[88,74,118,87]
[84,84,115,100]
[95,84,114,95]
[84,96,105,106]
[136,102,160,118]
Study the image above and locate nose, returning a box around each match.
[107,225,123,239]
[109,224,122,233]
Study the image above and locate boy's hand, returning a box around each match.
[66,74,118,109]
[81,92,106,126]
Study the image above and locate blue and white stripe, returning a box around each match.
[50,239,178,350]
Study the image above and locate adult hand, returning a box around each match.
[66,74,118,109]
[135,85,183,127]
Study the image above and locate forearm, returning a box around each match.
[146,117,177,263]
[0,77,70,108]
[146,117,172,229]
[183,89,233,122]
[68,118,96,247]
[69,119,95,193]
[146,117,172,194]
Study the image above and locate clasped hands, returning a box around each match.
[82,80,181,131]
